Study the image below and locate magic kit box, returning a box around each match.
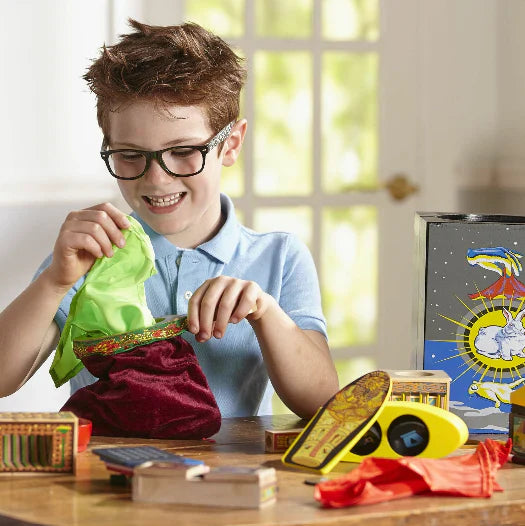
[415,213,525,433]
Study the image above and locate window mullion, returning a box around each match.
[312,0,322,289]
[240,0,255,228]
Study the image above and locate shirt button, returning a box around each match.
[176,256,182,266]
[184,290,193,300]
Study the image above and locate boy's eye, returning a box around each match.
[168,147,197,159]
[117,151,144,162]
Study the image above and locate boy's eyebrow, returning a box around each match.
[111,136,207,149]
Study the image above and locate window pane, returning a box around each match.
[335,356,377,387]
[253,207,312,248]
[233,207,244,225]
[322,206,377,347]
[272,357,379,414]
[322,52,378,193]
[254,52,312,196]
[221,78,245,198]
[322,0,379,41]
[256,0,312,38]
[185,0,244,38]
[221,160,244,197]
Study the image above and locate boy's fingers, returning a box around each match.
[63,220,118,258]
[69,208,128,250]
[187,281,211,335]
[189,279,260,340]
[230,283,260,323]
[59,232,105,260]
[197,283,226,340]
[212,282,244,337]
[87,202,130,229]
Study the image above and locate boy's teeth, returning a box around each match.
[148,193,184,207]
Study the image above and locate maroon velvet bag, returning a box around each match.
[61,317,221,439]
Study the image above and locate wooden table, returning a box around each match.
[0,415,524,526]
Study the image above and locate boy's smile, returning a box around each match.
[143,192,186,212]
[107,102,233,248]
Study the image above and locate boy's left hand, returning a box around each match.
[187,276,269,342]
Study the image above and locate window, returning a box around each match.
[185,0,380,411]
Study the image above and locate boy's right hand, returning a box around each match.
[44,203,130,293]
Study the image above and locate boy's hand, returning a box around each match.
[44,203,130,292]
[187,276,272,342]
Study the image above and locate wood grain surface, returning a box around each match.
[0,415,523,526]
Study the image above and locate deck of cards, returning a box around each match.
[94,445,277,508]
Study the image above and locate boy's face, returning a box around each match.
[107,101,239,248]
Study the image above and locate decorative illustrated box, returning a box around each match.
[384,369,451,410]
[0,412,78,473]
[415,213,525,433]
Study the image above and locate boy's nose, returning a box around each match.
[144,158,174,182]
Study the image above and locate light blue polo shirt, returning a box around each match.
[36,194,327,417]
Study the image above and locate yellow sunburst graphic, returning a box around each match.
[435,295,525,383]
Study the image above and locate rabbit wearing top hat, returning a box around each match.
[474,308,525,361]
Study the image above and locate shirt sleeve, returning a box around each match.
[279,235,328,340]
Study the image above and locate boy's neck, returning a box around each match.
[164,209,226,249]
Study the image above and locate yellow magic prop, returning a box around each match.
[282,371,468,474]
[342,401,468,463]
[282,371,392,474]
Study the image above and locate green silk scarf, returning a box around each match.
[50,215,157,387]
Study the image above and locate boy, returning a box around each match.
[0,20,338,419]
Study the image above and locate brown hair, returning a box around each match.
[84,19,246,140]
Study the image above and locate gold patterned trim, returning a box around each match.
[72,316,188,359]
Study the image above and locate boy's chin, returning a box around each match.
[145,217,184,235]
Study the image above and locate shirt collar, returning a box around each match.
[131,193,240,264]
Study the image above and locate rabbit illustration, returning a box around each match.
[468,377,525,407]
[474,308,525,361]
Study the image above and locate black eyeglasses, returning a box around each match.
[100,121,234,180]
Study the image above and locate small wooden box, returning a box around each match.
[384,370,451,410]
[0,412,78,473]
[133,463,277,508]
[265,428,304,453]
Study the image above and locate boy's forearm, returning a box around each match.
[0,269,65,396]
[249,299,339,419]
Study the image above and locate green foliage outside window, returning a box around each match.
[322,53,378,193]
[256,0,312,38]
[185,0,244,37]
[323,0,379,41]
[254,52,312,196]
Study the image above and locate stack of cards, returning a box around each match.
[94,446,277,508]
[93,446,204,477]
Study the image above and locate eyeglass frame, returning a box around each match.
[100,121,235,180]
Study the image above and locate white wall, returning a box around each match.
[0,0,112,201]
[419,1,499,212]
[0,0,125,410]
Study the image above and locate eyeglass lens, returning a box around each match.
[108,147,204,178]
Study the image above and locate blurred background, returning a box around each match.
[1,0,525,413]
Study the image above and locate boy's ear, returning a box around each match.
[221,119,247,167]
